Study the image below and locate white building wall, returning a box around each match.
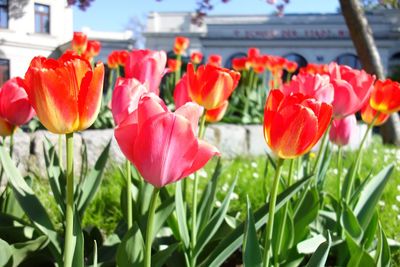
[0,0,73,78]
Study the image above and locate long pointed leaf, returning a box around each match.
[305,233,331,267]
[0,146,62,259]
[354,165,394,229]
[198,175,312,267]
[243,196,262,267]
[175,181,190,248]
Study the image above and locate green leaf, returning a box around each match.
[346,236,375,267]
[175,181,190,248]
[152,243,179,267]
[11,235,48,267]
[354,165,394,229]
[297,234,327,254]
[43,140,65,215]
[0,146,62,259]
[341,203,363,243]
[72,211,85,267]
[198,175,312,267]
[0,238,12,267]
[76,141,111,217]
[197,159,222,233]
[361,211,378,250]
[316,145,332,188]
[293,186,319,243]
[341,162,356,200]
[375,224,390,267]
[194,176,237,258]
[305,233,331,267]
[116,222,145,267]
[243,196,262,267]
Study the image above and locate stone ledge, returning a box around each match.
[2,123,371,178]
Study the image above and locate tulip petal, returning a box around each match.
[182,140,220,178]
[137,93,168,129]
[78,62,104,131]
[175,102,203,133]
[133,113,198,187]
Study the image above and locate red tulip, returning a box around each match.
[0,77,35,127]
[124,49,167,95]
[187,63,240,110]
[299,63,328,75]
[190,51,203,65]
[174,36,190,55]
[361,100,389,126]
[328,62,375,117]
[108,50,129,69]
[167,59,181,73]
[329,115,357,146]
[72,32,87,54]
[208,54,222,67]
[247,48,260,60]
[205,100,228,123]
[232,57,247,71]
[264,90,332,159]
[173,74,191,109]
[114,93,219,187]
[24,53,104,134]
[111,77,147,125]
[369,79,400,114]
[84,40,101,59]
[284,60,298,73]
[281,73,334,104]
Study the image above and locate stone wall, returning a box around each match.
[4,123,371,177]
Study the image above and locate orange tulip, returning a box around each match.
[174,36,190,55]
[190,51,203,65]
[369,79,400,114]
[72,32,87,54]
[24,53,104,134]
[208,54,222,67]
[205,100,228,123]
[167,59,182,72]
[361,100,389,126]
[107,50,129,69]
[264,90,332,159]
[285,60,298,73]
[187,63,240,110]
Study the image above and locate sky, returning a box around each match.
[73,0,340,32]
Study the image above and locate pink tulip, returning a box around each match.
[173,74,191,109]
[329,114,357,146]
[281,73,334,104]
[111,77,147,125]
[0,77,35,127]
[328,62,375,117]
[124,49,167,95]
[114,93,219,187]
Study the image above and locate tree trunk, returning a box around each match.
[339,0,400,145]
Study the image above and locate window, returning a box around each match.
[34,3,50,34]
[0,59,10,87]
[0,0,8,29]
[336,53,361,69]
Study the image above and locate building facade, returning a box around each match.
[0,0,73,85]
[145,11,400,75]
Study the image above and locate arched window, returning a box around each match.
[336,53,361,69]
[282,53,307,80]
[225,52,247,69]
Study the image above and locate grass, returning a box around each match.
[32,134,400,262]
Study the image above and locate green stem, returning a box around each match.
[275,159,295,266]
[344,115,377,203]
[144,187,160,267]
[337,146,343,200]
[125,160,132,229]
[312,124,331,175]
[63,133,74,267]
[9,132,14,158]
[190,113,207,267]
[263,157,284,267]
[58,135,63,169]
